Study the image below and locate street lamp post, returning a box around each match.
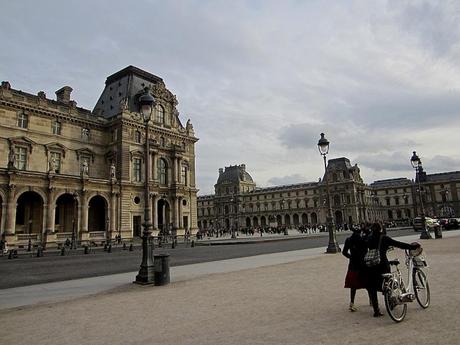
[317,133,340,253]
[135,88,157,284]
[411,151,431,240]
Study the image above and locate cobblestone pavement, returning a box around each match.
[1,231,459,345]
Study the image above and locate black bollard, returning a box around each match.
[84,245,89,254]
[191,240,195,247]
[27,238,32,252]
[8,251,12,259]
[122,242,127,250]
[171,240,176,249]
[12,250,18,259]
[103,243,108,251]
[60,247,65,256]
[36,246,43,257]
[154,254,170,286]
[129,243,134,251]
[108,244,112,253]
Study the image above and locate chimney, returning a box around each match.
[1,81,11,90]
[55,86,73,104]
[219,168,223,175]
[37,91,46,99]
[240,164,246,171]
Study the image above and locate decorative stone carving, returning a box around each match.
[81,159,89,176]
[110,162,116,180]
[8,148,16,169]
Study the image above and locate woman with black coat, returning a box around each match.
[342,227,368,311]
[365,223,420,317]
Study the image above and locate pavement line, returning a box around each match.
[1,230,458,310]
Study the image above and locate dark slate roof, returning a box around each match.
[426,171,460,182]
[93,65,164,118]
[327,157,353,170]
[370,178,412,188]
[216,165,254,184]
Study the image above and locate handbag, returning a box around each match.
[364,235,382,267]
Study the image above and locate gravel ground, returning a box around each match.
[1,235,459,345]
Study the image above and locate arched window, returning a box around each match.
[158,158,167,185]
[155,105,165,124]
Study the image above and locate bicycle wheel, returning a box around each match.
[413,268,430,308]
[384,279,407,322]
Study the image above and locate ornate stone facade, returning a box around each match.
[198,159,460,231]
[0,66,198,248]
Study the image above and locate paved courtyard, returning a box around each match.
[1,232,459,345]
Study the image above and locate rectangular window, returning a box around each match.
[134,130,141,143]
[181,165,187,185]
[133,158,142,182]
[50,152,61,173]
[18,113,28,128]
[52,121,61,135]
[81,128,90,141]
[15,147,27,170]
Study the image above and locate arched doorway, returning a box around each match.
[301,213,308,225]
[284,214,291,226]
[293,214,299,226]
[335,210,343,227]
[55,194,78,233]
[88,195,107,232]
[225,218,230,230]
[310,212,318,225]
[253,216,259,227]
[157,199,171,232]
[16,191,44,234]
[246,217,251,227]
[260,216,266,227]
[276,215,282,226]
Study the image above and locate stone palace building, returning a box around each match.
[197,159,460,231]
[0,66,198,247]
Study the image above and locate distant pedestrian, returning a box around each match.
[342,227,367,312]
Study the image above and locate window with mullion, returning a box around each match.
[158,158,167,185]
[15,147,27,170]
[52,121,61,135]
[133,158,142,182]
[18,113,28,128]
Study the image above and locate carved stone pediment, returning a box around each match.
[76,148,96,162]
[8,136,36,152]
[45,142,68,157]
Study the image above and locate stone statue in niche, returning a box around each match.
[49,156,57,173]
[110,162,116,180]
[8,148,16,169]
[81,159,89,176]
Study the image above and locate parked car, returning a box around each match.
[413,217,440,232]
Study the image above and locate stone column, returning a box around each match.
[178,197,182,228]
[110,192,117,238]
[81,191,88,233]
[151,194,157,230]
[5,185,16,235]
[45,188,56,234]
[173,157,179,183]
[151,151,157,181]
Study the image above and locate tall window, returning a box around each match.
[133,158,142,182]
[50,152,61,173]
[17,112,28,128]
[134,130,141,143]
[155,105,165,124]
[81,128,90,141]
[15,147,27,170]
[158,158,167,185]
[52,121,61,135]
[181,165,187,185]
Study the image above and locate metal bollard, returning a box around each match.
[8,251,12,259]
[60,247,66,256]
[84,245,89,254]
[103,243,108,251]
[129,243,134,251]
[122,242,127,250]
[107,244,112,253]
[36,246,43,257]
[191,240,195,248]
[171,240,176,249]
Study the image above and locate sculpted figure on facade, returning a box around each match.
[110,162,116,180]
[81,159,89,176]
[8,148,16,169]
[49,156,57,173]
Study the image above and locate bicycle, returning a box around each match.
[381,246,430,322]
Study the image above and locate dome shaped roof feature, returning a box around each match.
[217,164,254,184]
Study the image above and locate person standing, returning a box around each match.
[342,227,368,312]
[365,222,420,317]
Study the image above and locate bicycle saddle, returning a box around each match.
[388,259,400,266]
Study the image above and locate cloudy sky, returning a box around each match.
[2,0,460,194]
